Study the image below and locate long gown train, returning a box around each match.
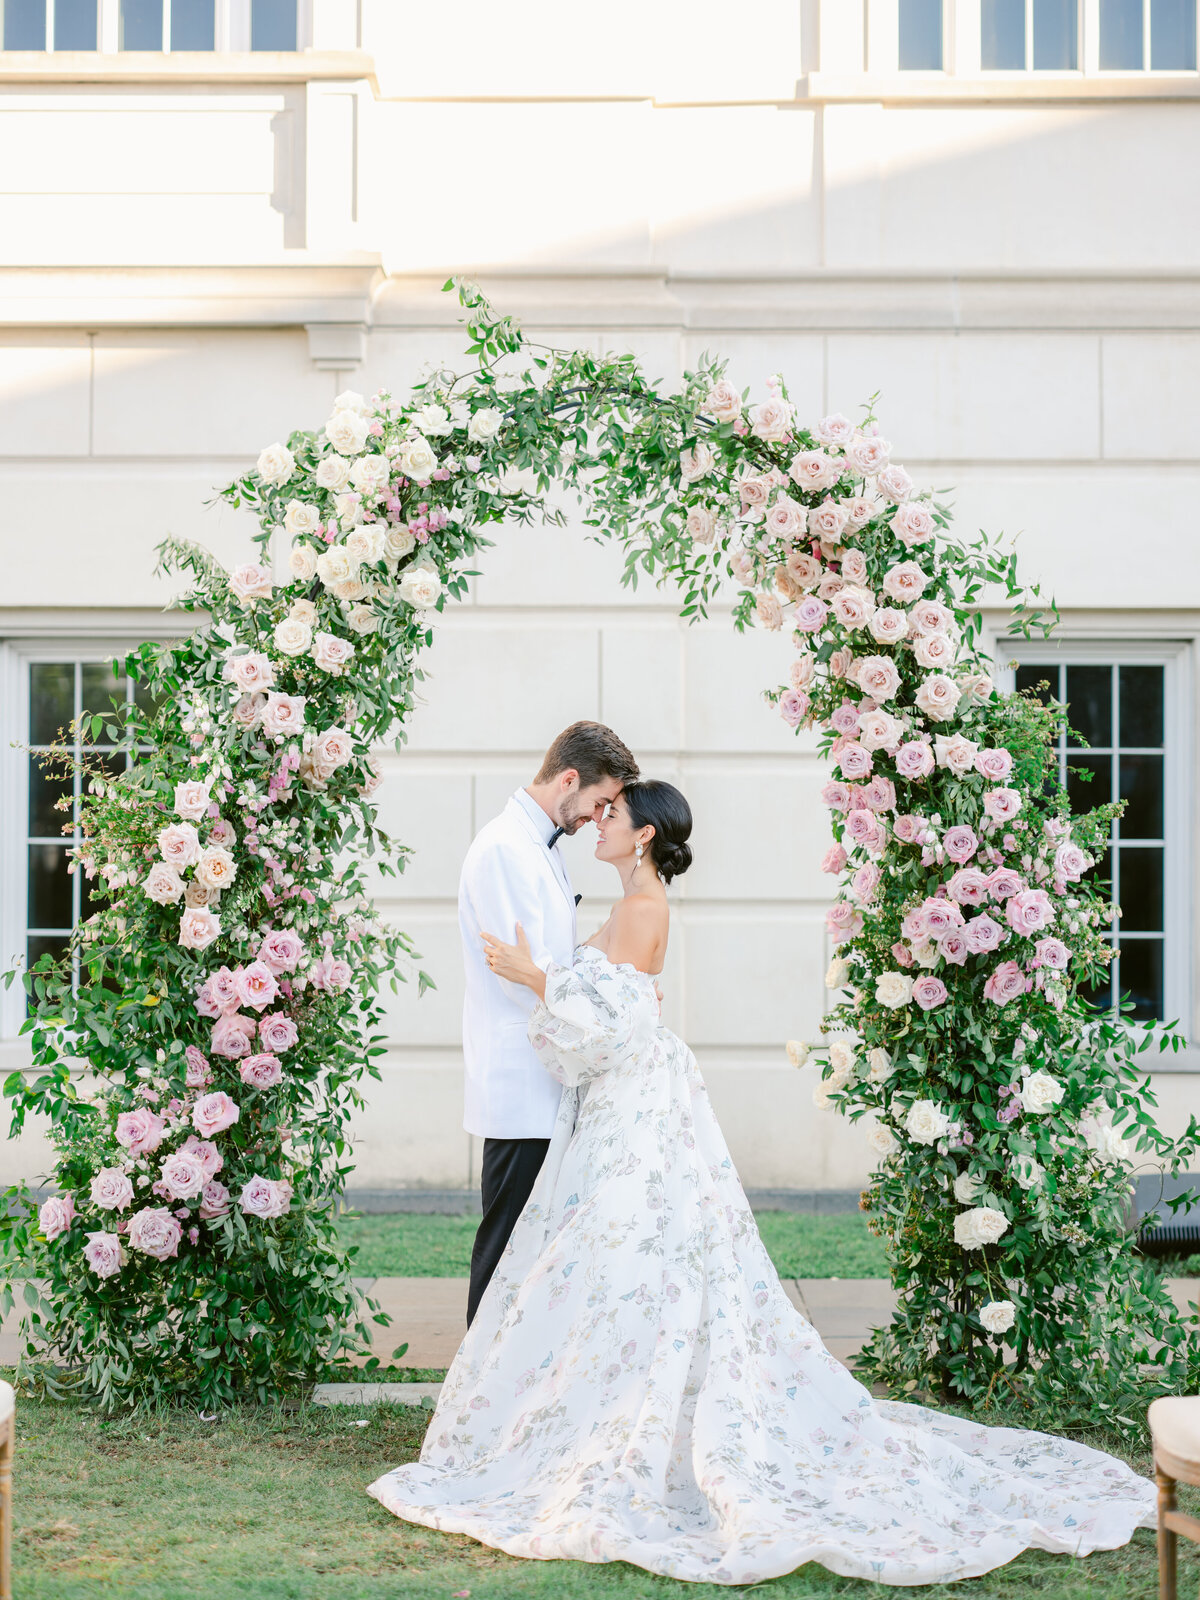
[367,947,1155,1587]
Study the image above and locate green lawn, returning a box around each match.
[7,1387,1192,1600]
[338,1209,892,1280]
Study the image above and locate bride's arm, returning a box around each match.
[480,923,546,1001]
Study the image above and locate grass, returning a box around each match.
[338,1209,892,1280]
[7,1384,1194,1600]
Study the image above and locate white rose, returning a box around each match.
[143,861,184,906]
[311,631,356,676]
[785,1039,809,1068]
[1011,1155,1044,1190]
[289,543,318,581]
[914,673,962,723]
[255,442,295,485]
[953,1206,1010,1250]
[828,1037,857,1075]
[384,525,416,562]
[194,846,236,892]
[344,524,385,566]
[953,1171,983,1204]
[905,1098,951,1146]
[333,490,362,528]
[326,408,370,456]
[397,434,438,481]
[686,506,717,545]
[330,576,367,602]
[979,1299,1016,1336]
[273,617,312,657]
[867,1124,900,1158]
[412,403,452,437]
[1021,1069,1065,1115]
[679,443,715,483]
[349,454,391,496]
[868,607,908,646]
[398,567,443,611]
[347,604,378,635]
[866,1047,893,1083]
[283,499,321,538]
[812,1082,835,1110]
[875,971,914,1010]
[825,957,850,990]
[290,598,318,627]
[858,711,904,751]
[315,546,358,588]
[467,406,503,442]
[315,454,352,491]
[333,389,368,414]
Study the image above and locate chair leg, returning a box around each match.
[0,1413,11,1600]
[1157,1465,1178,1600]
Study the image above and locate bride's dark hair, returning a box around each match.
[622,780,693,885]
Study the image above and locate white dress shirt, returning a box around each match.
[458,789,578,1139]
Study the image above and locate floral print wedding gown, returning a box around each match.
[368,946,1155,1586]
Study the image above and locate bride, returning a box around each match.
[367,780,1155,1586]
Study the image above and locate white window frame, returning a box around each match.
[1,0,309,50]
[996,636,1192,1041]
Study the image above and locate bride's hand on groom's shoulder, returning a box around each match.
[481,923,547,1000]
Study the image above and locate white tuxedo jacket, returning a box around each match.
[458,792,577,1139]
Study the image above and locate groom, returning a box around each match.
[459,721,640,1325]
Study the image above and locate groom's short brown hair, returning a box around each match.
[535,722,639,789]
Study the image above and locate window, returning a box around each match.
[1013,654,1180,1022]
[23,657,154,996]
[2,0,48,47]
[1100,0,1196,67]
[981,0,1080,69]
[1,0,297,50]
[250,0,294,50]
[899,0,943,68]
[1034,0,1079,66]
[983,0,1027,66]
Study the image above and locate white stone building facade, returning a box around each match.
[2,0,1198,1193]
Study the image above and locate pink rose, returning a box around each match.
[851,863,881,905]
[184,1046,213,1088]
[207,966,241,1014]
[881,561,929,602]
[910,600,953,636]
[983,960,1027,1006]
[198,1180,232,1220]
[231,692,266,730]
[830,647,853,679]
[194,980,220,1019]
[921,898,964,940]
[844,808,883,851]
[901,907,928,942]
[240,1053,283,1089]
[946,868,991,906]
[820,781,852,812]
[837,742,873,781]
[868,606,908,646]
[846,434,891,476]
[143,861,185,906]
[913,633,957,671]
[765,495,807,538]
[895,741,936,780]
[832,587,875,632]
[891,941,914,968]
[83,1231,125,1278]
[157,822,201,868]
[1034,937,1070,970]
[39,1194,75,1240]
[987,867,1026,902]
[859,775,896,813]
[750,395,794,441]
[786,552,822,588]
[126,1207,183,1260]
[1054,843,1087,881]
[116,1107,165,1155]
[179,907,221,952]
[854,655,900,702]
[982,788,1023,824]
[831,702,860,735]
[788,449,840,492]
[704,378,742,423]
[224,651,275,693]
[159,1150,208,1201]
[877,464,914,504]
[914,674,962,723]
[839,547,867,585]
[975,748,1014,783]
[1005,889,1055,935]
[173,779,212,821]
[262,692,306,739]
[211,1012,257,1059]
[234,960,279,1014]
[943,826,979,865]
[310,954,352,992]
[792,594,828,633]
[780,688,809,727]
[890,501,935,546]
[963,913,1005,954]
[816,412,855,447]
[258,1013,299,1052]
[737,470,772,510]
[912,975,949,1010]
[181,1134,223,1178]
[239,1175,293,1220]
[229,562,273,602]
[809,499,849,542]
[892,814,930,845]
[192,1091,240,1138]
[257,928,305,974]
[821,844,847,874]
[313,726,354,777]
[312,631,356,676]
[825,901,863,940]
[939,932,969,966]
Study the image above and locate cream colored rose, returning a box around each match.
[785,1039,809,1067]
[1021,1069,1065,1114]
[905,1098,950,1145]
[866,1124,900,1157]
[791,652,815,689]
[679,443,715,483]
[867,1047,893,1083]
[273,617,312,656]
[312,631,356,675]
[290,598,318,627]
[704,379,743,423]
[467,406,503,441]
[914,673,962,723]
[954,1171,983,1204]
[334,490,362,528]
[330,576,367,602]
[397,434,438,481]
[686,506,717,545]
[349,454,390,496]
[316,454,351,491]
[953,1206,1009,1250]
[347,605,378,635]
[855,655,901,702]
[764,495,807,539]
[385,525,416,561]
[184,879,217,908]
[832,586,876,631]
[858,710,903,750]
[867,607,907,646]
[344,524,385,566]
[398,567,443,610]
[283,499,321,538]
[913,631,957,670]
[825,957,850,990]
[143,861,185,906]
[980,1299,1016,1335]
[316,546,358,588]
[1011,1155,1043,1190]
[333,389,368,414]
[179,906,221,951]
[289,543,318,581]
[756,593,783,631]
[195,846,236,892]
[326,407,370,455]
[828,1037,857,1075]
[256,442,295,485]
[875,971,914,1010]
[934,734,978,775]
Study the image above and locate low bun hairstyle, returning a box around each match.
[623,780,693,886]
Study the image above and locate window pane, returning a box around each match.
[133,675,163,717]
[1120,663,1164,745]
[82,662,127,724]
[1086,844,1114,897]
[983,0,1026,65]
[81,868,107,921]
[251,0,296,50]
[1152,0,1196,65]
[1067,753,1112,815]
[1066,664,1111,748]
[171,0,214,48]
[1016,662,1059,704]
[1118,753,1164,839]
[1119,844,1164,931]
[120,0,162,48]
[27,934,70,975]
[1116,937,1164,1020]
[1100,0,1145,66]
[898,0,943,67]
[29,662,75,745]
[3,0,46,47]
[1034,0,1079,66]
[28,757,73,838]
[29,843,73,929]
[54,0,97,47]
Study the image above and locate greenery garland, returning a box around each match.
[2,281,1196,1427]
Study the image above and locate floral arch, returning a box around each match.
[3,281,1197,1423]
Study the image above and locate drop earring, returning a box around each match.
[635,841,644,877]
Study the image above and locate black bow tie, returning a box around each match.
[547,826,564,849]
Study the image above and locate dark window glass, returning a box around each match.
[27,934,70,974]
[1119,845,1164,931]
[29,843,73,929]
[81,661,126,722]
[1120,664,1164,745]
[898,0,943,67]
[54,0,97,47]
[251,0,296,50]
[1066,664,1111,748]
[30,662,74,745]
[3,0,46,47]
[80,869,106,921]
[133,675,163,717]
[1152,0,1196,65]
[28,757,72,838]
[120,0,162,49]
[983,0,1026,65]
[1119,753,1164,838]
[1080,965,1113,1012]
[1086,845,1113,895]
[1066,753,1112,815]
[1116,938,1164,1020]
[171,0,214,49]
[1101,0,1145,65]
[1016,662,1058,702]
[1034,0,1079,66]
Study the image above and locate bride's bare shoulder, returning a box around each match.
[607,893,668,968]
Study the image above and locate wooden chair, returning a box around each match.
[0,1379,12,1600]
[1150,1395,1200,1600]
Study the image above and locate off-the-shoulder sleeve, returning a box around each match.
[528,959,659,1087]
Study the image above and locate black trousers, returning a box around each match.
[467,1135,551,1327]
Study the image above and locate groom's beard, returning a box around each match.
[558,794,589,835]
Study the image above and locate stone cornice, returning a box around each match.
[0,50,377,88]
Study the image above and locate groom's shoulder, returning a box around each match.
[464,804,525,868]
